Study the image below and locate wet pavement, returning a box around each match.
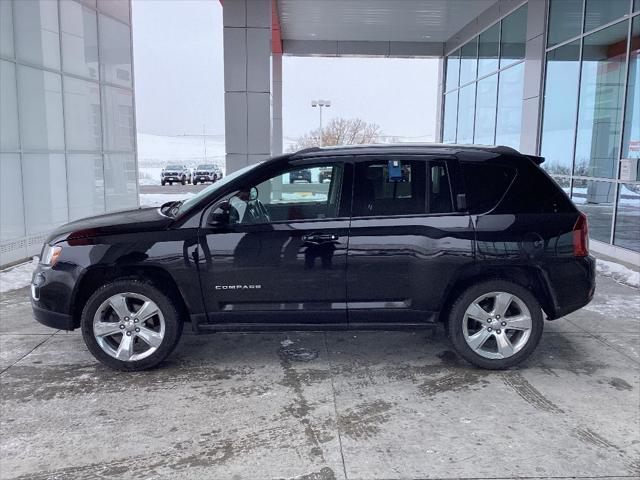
[0,274,638,479]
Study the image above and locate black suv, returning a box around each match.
[31,145,595,371]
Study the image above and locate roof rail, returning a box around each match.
[290,146,321,158]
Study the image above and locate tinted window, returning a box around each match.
[462,163,516,214]
[353,159,453,217]
[500,162,576,214]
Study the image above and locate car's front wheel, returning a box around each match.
[447,280,543,369]
[81,280,183,371]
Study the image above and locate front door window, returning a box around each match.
[229,164,344,224]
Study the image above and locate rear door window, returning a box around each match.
[353,158,453,217]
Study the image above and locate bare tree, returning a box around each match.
[287,118,383,152]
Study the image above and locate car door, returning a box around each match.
[346,155,475,325]
[199,158,352,325]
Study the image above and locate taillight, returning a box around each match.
[573,213,589,257]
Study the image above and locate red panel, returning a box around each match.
[272,0,282,54]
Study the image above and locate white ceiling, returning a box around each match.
[277,0,496,43]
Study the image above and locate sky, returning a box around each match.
[132,0,439,141]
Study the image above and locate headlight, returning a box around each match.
[41,244,62,266]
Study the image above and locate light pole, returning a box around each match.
[311,99,331,146]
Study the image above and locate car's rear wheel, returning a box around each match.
[447,280,543,369]
[161,180,165,186]
[181,177,186,185]
[192,180,197,185]
[81,280,183,371]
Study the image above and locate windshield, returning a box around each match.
[174,162,263,216]
[197,165,215,170]
[165,165,182,170]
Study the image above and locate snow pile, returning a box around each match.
[0,257,38,294]
[596,259,640,289]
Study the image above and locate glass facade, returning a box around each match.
[0,0,137,265]
[442,0,639,255]
[541,0,640,253]
[442,5,527,149]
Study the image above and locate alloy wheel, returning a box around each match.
[93,292,165,362]
[462,291,532,360]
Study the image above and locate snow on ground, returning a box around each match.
[0,257,38,293]
[139,192,196,207]
[596,258,640,289]
[137,133,226,186]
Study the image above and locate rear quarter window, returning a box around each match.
[497,161,576,214]
[461,163,516,214]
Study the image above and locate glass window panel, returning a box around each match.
[17,66,65,151]
[64,77,102,150]
[0,154,25,241]
[623,16,640,161]
[14,0,60,70]
[98,0,130,24]
[99,14,132,87]
[442,91,458,143]
[495,63,524,149]
[635,0,640,12]
[104,153,137,211]
[571,179,614,243]
[474,74,498,145]
[552,176,572,196]
[614,183,640,251]
[500,5,527,68]
[0,0,14,58]
[478,23,499,77]
[459,37,478,85]
[540,41,581,175]
[67,154,105,220]
[445,49,460,92]
[548,0,583,47]
[456,84,476,144]
[102,85,134,151]
[584,0,630,33]
[575,22,628,178]
[61,0,99,80]
[22,154,68,235]
[1,61,19,151]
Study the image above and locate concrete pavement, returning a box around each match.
[0,274,638,479]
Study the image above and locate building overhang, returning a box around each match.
[275,0,501,57]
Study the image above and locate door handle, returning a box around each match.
[303,233,339,243]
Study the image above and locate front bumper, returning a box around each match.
[195,175,214,182]
[30,261,78,331]
[32,303,74,330]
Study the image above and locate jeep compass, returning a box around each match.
[31,145,595,371]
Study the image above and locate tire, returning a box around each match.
[161,181,165,186]
[192,180,197,185]
[181,177,186,185]
[81,279,183,371]
[447,279,543,370]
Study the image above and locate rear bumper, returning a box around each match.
[32,303,74,330]
[543,255,596,320]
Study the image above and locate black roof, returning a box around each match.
[290,143,544,164]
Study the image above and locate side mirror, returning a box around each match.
[456,193,468,211]
[207,200,230,226]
